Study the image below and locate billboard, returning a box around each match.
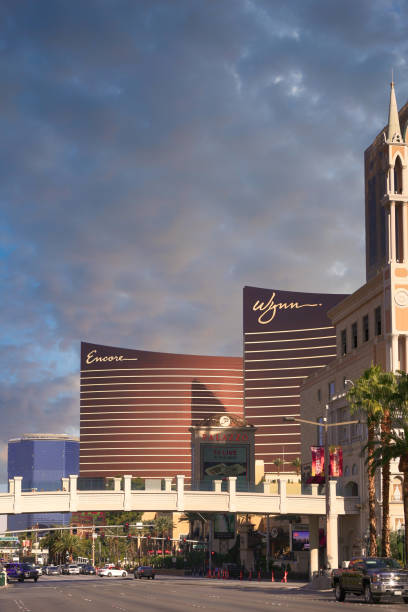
[201,444,249,483]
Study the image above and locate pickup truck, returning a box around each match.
[332,557,408,603]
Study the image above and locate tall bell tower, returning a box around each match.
[381,81,408,371]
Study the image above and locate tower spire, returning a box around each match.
[387,79,402,142]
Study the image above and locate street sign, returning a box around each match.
[0,536,19,542]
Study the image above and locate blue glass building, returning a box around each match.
[7,434,79,530]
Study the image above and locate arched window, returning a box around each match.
[352,463,358,475]
[391,477,403,501]
[344,465,350,476]
[344,481,358,496]
[394,156,403,194]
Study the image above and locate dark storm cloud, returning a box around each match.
[1,0,407,482]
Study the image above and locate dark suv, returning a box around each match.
[134,566,155,579]
[5,562,39,582]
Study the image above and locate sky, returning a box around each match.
[1,0,408,486]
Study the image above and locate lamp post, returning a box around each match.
[284,408,359,569]
[398,525,406,566]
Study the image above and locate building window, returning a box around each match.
[317,389,321,402]
[363,314,369,342]
[351,322,358,349]
[352,463,358,475]
[341,329,347,355]
[375,306,382,336]
[328,381,335,400]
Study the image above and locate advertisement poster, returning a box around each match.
[214,513,235,539]
[310,446,343,477]
[201,444,248,483]
[292,530,310,551]
[311,446,324,476]
[329,446,343,477]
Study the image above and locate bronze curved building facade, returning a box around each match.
[243,286,347,473]
[80,342,243,485]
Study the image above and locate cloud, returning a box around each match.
[0,0,407,483]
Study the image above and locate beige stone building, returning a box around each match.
[300,81,408,564]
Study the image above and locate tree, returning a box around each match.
[273,457,283,476]
[291,458,301,475]
[40,530,84,564]
[371,421,408,563]
[347,365,396,556]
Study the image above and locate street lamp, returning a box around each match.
[398,525,406,566]
[284,407,359,569]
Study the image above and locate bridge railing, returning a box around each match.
[0,474,360,516]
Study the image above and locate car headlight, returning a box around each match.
[371,573,382,583]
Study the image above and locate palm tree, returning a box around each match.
[371,422,408,563]
[291,457,301,476]
[347,365,395,556]
[273,457,283,476]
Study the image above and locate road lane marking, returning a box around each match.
[13,600,31,612]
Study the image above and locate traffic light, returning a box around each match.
[211,551,215,556]
[147,535,151,541]
[72,528,77,535]
[100,532,105,542]
[123,522,129,534]
[95,527,100,534]
[127,534,132,541]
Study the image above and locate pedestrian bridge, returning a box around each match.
[0,474,360,571]
[0,474,359,517]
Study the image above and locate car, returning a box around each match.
[34,565,43,575]
[332,557,408,603]
[62,563,81,575]
[134,566,155,579]
[81,564,96,575]
[99,567,128,577]
[5,562,39,582]
[44,565,61,575]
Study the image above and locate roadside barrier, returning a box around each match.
[239,570,243,580]
[281,569,288,583]
[271,570,274,582]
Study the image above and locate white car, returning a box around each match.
[99,568,128,578]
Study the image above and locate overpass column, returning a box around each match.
[228,477,237,512]
[327,480,339,570]
[176,475,185,511]
[309,515,319,579]
[123,475,132,510]
[69,475,78,512]
[13,477,22,514]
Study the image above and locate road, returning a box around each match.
[1,574,407,612]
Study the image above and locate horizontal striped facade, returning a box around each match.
[243,287,347,472]
[80,342,243,483]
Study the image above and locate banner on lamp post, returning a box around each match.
[310,446,324,476]
[329,446,343,477]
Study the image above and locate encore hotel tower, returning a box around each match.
[79,342,243,486]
